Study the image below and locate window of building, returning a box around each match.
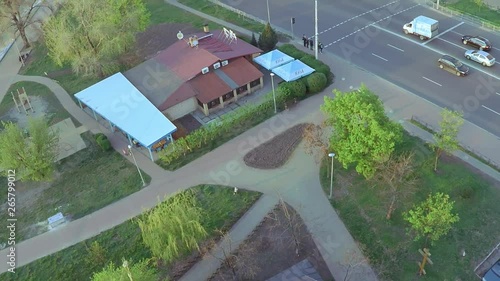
[250,78,260,88]
[237,85,247,95]
[222,92,233,101]
[209,98,220,108]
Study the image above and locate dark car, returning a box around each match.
[462,35,492,51]
[483,261,500,281]
[438,55,469,76]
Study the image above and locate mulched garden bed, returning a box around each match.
[243,123,309,169]
[209,203,333,280]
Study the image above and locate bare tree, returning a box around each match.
[374,152,418,220]
[0,0,59,48]
[267,197,304,256]
[302,122,329,164]
[340,248,368,281]
[209,230,259,281]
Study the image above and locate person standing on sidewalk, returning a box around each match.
[305,37,309,49]
[318,42,323,53]
[309,38,314,50]
[302,34,307,47]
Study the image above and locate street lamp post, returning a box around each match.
[128,145,146,187]
[328,152,335,199]
[314,0,319,59]
[270,72,277,113]
[266,0,271,23]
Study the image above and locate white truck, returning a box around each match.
[403,16,439,40]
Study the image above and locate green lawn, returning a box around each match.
[320,132,500,280]
[446,0,500,26]
[0,132,151,242]
[1,81,80,126]
[0,185,261,281]
[178,0,265,33]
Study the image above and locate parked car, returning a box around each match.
[465,50,496,67]
[483,260,500,281]
[462,35,492,51]
[438,55,469,76]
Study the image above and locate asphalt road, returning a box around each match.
[224,0,500,135]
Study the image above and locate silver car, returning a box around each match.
[465,49,496,66]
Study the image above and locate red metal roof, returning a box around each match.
[159,83,198,111]
[189,72,233,104]
[197,30,262,61]
[221,57,263,86]
[154,40,219,81]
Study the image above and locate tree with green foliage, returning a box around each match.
[432,109,463,171]
[321,84,403,179]
[91,259,159,281]
[403,192,459,246]
[43,0,149,77]
[136,190,207,264]
[0,118,59,182]
[250,32,258,47]
[258,23,278,52]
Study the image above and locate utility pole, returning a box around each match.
[314,0,318,59]
[417,248,433,275]
[267,0,271,23]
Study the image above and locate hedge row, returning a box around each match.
[158,92,291,170]
[95,133,111,151]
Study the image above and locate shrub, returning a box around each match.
[279,80,307,99]
[277,44,304,59]
[315,64,333,83]
[258,23,278,52]
[300,55,323,69]
[94,133,112,151]
[305,72,327,94]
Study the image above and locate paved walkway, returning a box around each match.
[1,1,500,281]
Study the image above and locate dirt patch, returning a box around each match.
[209,203,333,280]
[1,96,50,128]
[244,123,308,169]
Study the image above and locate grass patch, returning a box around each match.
[178,0,265,33]
[410,118,500,172]
[0,185,261,281]
[1,81,80,126]
[446,0,500,27]
[320,132,500,280]
[0,132,151,242]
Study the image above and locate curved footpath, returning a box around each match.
[1,1,500,280]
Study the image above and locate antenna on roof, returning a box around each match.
[219,27,237,45]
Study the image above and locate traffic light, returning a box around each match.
[291,17,295,24]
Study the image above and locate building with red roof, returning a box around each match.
[124,28,264,120]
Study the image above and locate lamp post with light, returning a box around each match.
[328,152,335,199]
[270,72,277,113]
[128,145,146,187]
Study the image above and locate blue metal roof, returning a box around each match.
[253,49,294,70]
[272,60,315,82]
[75,73,177,147]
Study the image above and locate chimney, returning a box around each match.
[203,23,209,33]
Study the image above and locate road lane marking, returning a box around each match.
[314,0,399,38]
[496,92,500,96]
[370,24,500,81]
[422,22,464,45]
[325,4,420,45]
[436,37,468,51]
[482,105,500,116]
[422,76,442,86]
[372,53,388,61]
[387,44,404,52]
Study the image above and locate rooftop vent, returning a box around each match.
[201,67,209,74]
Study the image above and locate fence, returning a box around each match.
[411,116,500,170]
[208,0,294,38]
[425,1,500,31]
